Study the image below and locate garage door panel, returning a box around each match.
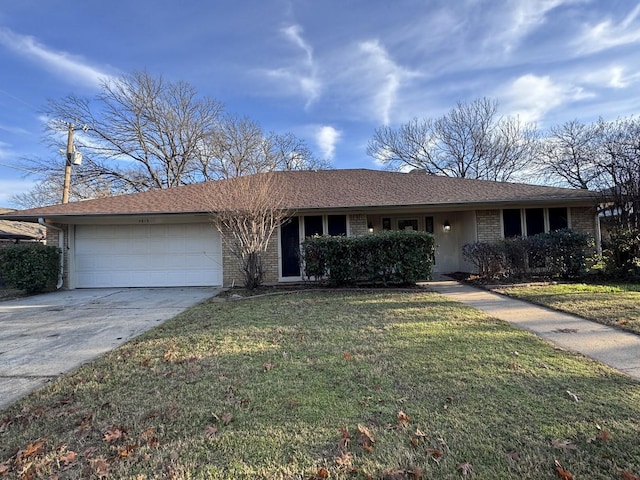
[74,224,222,288]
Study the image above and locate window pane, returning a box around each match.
[304,216,323,237]
[526,208,545,236]
[549,207,568,231]
[382,218,391,230]
[327,215,347,236]
[398,219,418,231]
[424,216,434,234]
[503,209,522,237]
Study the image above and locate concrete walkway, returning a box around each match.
[426,279,640,381]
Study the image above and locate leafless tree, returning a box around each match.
[207,173,290,289]
[17,71,324,206]
[367,98,538,182]
[536,119,602,189]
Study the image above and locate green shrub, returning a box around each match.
[463,229,593,281]
[600,226,640,279]
[301,231,435,286]
[0,244,61,293]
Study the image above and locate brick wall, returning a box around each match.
[476,210,502,242]
[221,225,280,287]
[349,214,368,236]
[570,206,597,237]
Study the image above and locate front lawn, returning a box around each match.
[1,291,640,479]
[494,283,640,335]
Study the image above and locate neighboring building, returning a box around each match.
[0,169,599,289]
[0,208,45,247]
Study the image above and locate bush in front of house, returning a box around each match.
[0,244,60,293]
[598,226,640,279]
[301,231,435,286]
[463,229,593,281]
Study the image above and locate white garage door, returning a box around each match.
[74,223,222,288]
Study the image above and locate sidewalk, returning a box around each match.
[425,279,640,381]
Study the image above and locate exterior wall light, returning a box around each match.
[367,222,374,233]
[443,221,451,232]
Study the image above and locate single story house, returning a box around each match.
[0,169,599,289]
[0,208,45,246]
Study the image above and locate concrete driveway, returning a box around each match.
[0,287,219,411]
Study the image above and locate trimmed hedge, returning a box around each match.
[301,231,435,286]
[462,229,593,280]
[0,244,61,293]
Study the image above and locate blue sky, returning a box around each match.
[1,0,640,206]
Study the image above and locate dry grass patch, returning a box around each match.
[1,291,640,479]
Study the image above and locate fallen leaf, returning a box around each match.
[140,427,158,447]
[118,444,137,458]
[263,361,274,372]
[552,439,578,450]
[458,462,474,477]
[59,450,77,465]
[381,468,406,479]
[335,451,352,468]
[427,448,443,464]
[338,427,351,451]
[506,451,521,461]
[409,435,420,446]
[204,425,218,438]
[409,467,423,479]
[414,428,428,437]
[397,410,410,427]
[554,459,573,480]
[598,429,610,442]
[621,471,640,480]
[0,461,9,476]
[92,457,110,479]
[103,426,126,443]
[566,390,579,402]
[343,352,352,360]
[19,438,46,461]
[221,412,233,425]
[316,467,329,478]
[358,424,375,452]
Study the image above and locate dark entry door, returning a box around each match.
[280,217,301,277]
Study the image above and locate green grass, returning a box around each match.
[2,290,640,479]
[494,283,640,335]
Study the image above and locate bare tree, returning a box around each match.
[367,98,538,182]
[17,71,324,206]
[536,119,602,189]
[207,173,290,289]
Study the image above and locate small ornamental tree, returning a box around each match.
[208,173,290,289]
[0,244,60,293]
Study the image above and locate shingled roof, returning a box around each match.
[0,208,45,239]
[0,169,597,220]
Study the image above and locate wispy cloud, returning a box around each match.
[358,40,419,125]
[315,125,341,160]
[264,24,321,106]
[0,27,113,88]
[0,179,37,207]
[576,4,640,54]
[498,74,592,124]
[582,65,640,89]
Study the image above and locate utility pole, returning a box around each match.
[62,122,73,204]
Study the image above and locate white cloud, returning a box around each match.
[498,74,592,124]
[577,4,640,54]
[315,125,341,160]
[358,40,418,125]
[0,27,113,88]
[494,0,571,53]
[264,24,321,106]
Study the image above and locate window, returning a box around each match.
[304,216,323,237]
[502,207,570,238]
[398,219,418,231]
[503,209,522,238]
[327,215,347,236]
[525,208,545,236]
[382,218,392,230]
[424,216,434,234]
[549,207,568,231]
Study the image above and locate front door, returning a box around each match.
[280,217,301,277]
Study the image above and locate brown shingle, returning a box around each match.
[0,169,597,220]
